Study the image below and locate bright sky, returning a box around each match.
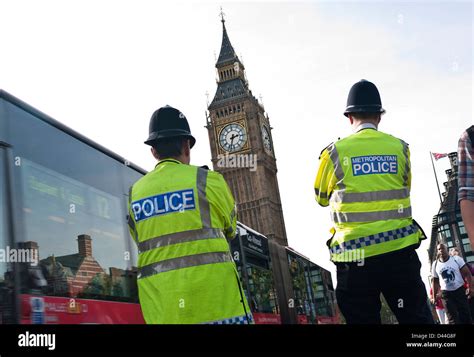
[0,0,472,290]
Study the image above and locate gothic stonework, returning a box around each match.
[206,16,288,246]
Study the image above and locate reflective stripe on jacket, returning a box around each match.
[314,128,422,262]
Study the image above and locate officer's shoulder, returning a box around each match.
[319,142,335,159]
[384,132,410,147]
[194,165,222,178]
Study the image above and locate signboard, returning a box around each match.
[21,294,144,324]
[242,232,269,256]
[297,314,308,324]
[253,313,281,324]
[317,316,339,324]
[30,296,45,324]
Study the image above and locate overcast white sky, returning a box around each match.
[0,0,472,290]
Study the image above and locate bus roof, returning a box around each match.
[237,221,268,240]
[0,89,147,176]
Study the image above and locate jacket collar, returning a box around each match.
[354,123,377,133]
[155,158,182,168]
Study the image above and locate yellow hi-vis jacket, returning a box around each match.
[128,158,252,324]
[314,127,423,262]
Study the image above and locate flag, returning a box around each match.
[432,152,448,160]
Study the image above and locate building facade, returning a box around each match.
[428,152,474,266]
[206,16,288,246]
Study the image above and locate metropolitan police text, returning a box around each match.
[351,155,398,176]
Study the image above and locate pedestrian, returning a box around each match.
[314,79,434,324]
[429,286,447,324]
[431,243,473,324]
[458,126,474,250]
[127,105,252,324]
[449,248,474,321]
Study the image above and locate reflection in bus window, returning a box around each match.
[0,150,15,323]
[246,264,278,314]
[288,254,311,321]
[0,153,7,281]
[17,159,138,302]
[308,264,326,319]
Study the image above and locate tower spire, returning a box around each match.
[219,6,225,23]
[216,9,238,66]
[209,10,249,110]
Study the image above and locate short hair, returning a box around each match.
[350,112,381,121]
[152,137,186,159]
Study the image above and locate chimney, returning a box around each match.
[77,235,92,257]
[18,241,40,263]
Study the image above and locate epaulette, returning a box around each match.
[319,142,334,159]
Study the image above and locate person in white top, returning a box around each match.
[431,243,473,324]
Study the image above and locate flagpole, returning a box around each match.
[430,151,443,204]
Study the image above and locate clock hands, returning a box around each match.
[229,133,238,151]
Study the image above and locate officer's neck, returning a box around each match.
[352,122,378,133]
[438,254,450,263]
[157,155,190,165]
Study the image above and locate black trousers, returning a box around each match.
[441,286,473,324]
[470,296,474,322]
[335,247,434,324]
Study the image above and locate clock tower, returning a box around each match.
[206,15,288,246]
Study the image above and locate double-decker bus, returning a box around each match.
[232,223,339,324]
[0,90,338,324]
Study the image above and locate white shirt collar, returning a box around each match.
[354,123,377,133]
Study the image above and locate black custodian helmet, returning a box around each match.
[344,79,386,117]
[145,105,196,148]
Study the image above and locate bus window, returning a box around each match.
[6,101,139,303]
[308,264,328,319]
[245,262,278,315]
[288,254,311,323]
[0,148,14,323]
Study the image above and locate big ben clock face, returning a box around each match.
[219,123,248,152]
[261,125,273,153]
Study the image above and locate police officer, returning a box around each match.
[128,105,252,324]
[314,80,434,324]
